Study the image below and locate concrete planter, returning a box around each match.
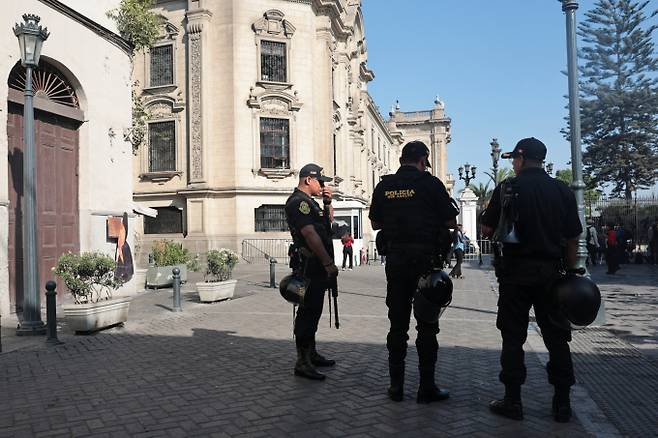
[146,264,187,288]
[197,279,237,303]
[62,297,131,333]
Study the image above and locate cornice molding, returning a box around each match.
[37,0,133,55]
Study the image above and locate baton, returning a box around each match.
[329,275,340,329]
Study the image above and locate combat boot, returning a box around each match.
[387,364,404,402]
[310,339,336,367]
[552,388,572,423]
[294,343,325,381]
[416,364,450,404]
[489,398,523,421]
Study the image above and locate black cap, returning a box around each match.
[401,141,431,168]
[299,163,332,182]
[501,137,547,161]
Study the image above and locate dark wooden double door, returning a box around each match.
[7,102,80,312]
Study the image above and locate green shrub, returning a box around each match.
[151,239,199,270]
[53,252,123,303]
[205,249,239,282]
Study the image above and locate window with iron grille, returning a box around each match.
[150,45,174,87]
[261,40,287,82]
[148,121,176,172]
[255,205,288,232]
[144,207,183,234]
[260,117,289,169]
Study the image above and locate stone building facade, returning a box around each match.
[1,0,135,317]
[132,0,451,262]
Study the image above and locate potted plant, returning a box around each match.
[146,239,199,288]
[53,251,129,333]
[197,248,239,302]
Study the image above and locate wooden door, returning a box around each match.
[7,102,80,312]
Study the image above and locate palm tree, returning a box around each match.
[469,181,492,207]
[484,167,515,186]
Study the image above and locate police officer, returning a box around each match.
[369,141,459,403]
[480,137,582,423]
[285,163,339,381]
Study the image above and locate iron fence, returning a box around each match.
[588,196,658,245]
[241,238,291,264]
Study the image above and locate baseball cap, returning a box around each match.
[501,137,547,161]
[401,141,432,168]
[299,163,332,182]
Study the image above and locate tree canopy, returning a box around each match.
[573,0,658,199]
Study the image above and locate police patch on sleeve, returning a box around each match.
[299,201,311,215]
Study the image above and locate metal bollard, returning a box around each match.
[269,258,277,288]
[45,281,61,346]
[172,267,182,312]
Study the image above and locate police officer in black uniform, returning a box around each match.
[369,141,459,403]
[285,163,339,381]
[480,137,583,423]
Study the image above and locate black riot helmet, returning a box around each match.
[279,274,307,305]
[413,270,453,324]
[550,274,601,329]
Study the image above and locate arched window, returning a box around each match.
[8,60,79,108]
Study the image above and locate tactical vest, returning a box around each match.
[378,171,442,249]
[285,191,333,258]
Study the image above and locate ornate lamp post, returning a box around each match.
[490,138,501,185]
[14,14,49,335]
[560,0,587,271]
[458,163,476,188]
[545,162,554,176]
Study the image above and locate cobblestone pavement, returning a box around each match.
[0,260,654,437]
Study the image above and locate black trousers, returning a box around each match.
[294,259,327,344]
[342,247,353,269]
[385,252,437,369]
[449,249,464,278]
[606,246,619,273]
[496,263,574,390]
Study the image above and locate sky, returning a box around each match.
[361,0,658,196]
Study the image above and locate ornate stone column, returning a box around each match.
[185,7,212,184]
[459,187,479,252]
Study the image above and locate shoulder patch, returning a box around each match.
[299,201,311,215]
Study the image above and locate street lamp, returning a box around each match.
[545,162,554,176]
[490,138,501,185]
[560,0,587,271]
[458,163,476,188]
[14,14,49,336]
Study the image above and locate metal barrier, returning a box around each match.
[462,239,493,262]
[241,238,291,264]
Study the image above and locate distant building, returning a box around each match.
[1,0,134,317]
[132,0,452,263]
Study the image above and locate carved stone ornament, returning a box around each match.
[189,32,203,180]
[247,88,302,112]
[253,9,296,38]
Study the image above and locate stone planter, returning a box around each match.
[197,279,237,303]
[146,264,187,288]
[62,297,131,333]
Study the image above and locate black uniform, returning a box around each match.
[481,167,582,392]
[369,166,458,385]
[285,188,334,345]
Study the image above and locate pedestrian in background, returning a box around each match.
[585,219,599,266]
[606,223,619,274]
[341,232,354,271]
[649,218,658,264]
[369,140,458,404]
[449,224,467,279]
[481,137,582,423]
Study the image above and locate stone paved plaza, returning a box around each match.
[1,261,657,437]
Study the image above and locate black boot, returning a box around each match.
[310,339,336,367]
[416,364,449,404]
[552,388,572,423]
[388,364,404,402]
[294,342,325,381]
[489,397,523,421]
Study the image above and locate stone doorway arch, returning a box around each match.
[6,59,82,313]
